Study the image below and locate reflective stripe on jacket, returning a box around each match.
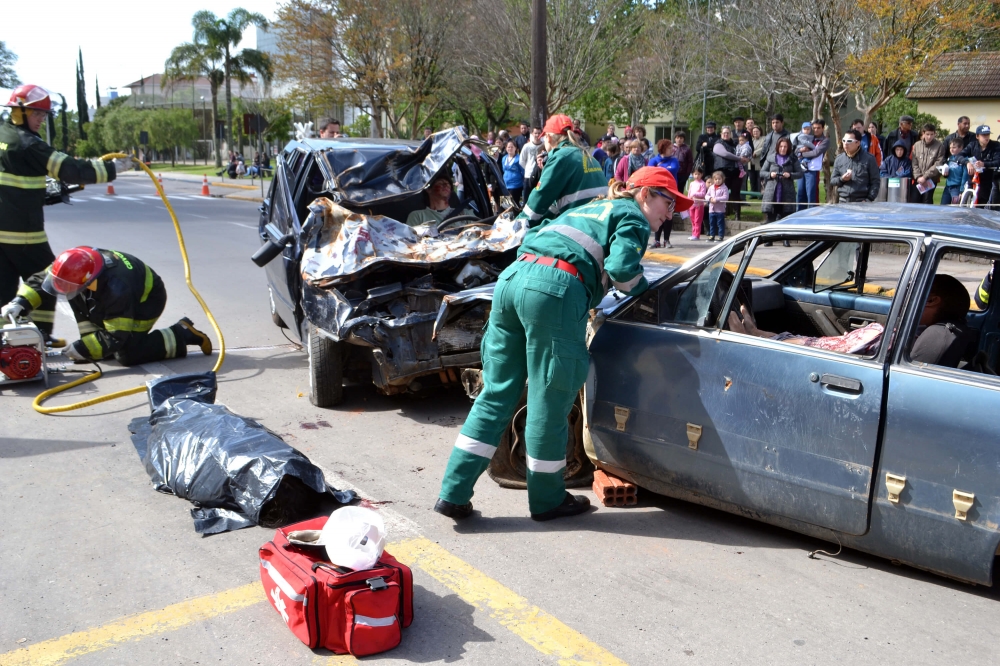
[519,197,650,308]
[517,140,608,226]
[0,119,117,240]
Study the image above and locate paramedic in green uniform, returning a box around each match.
[435,167,693,521]
[518,114,608,226]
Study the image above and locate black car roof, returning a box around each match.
[772,203,1000,244]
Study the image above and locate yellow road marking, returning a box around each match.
[392,537,627,666]
[0,583,262,666]
[1,537,624,666]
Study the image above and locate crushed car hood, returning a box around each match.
[300,198,527,287]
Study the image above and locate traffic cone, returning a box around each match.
[201,174,211,196]
[107,182,115,195]
[158,173,163,188]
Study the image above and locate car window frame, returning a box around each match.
[713,225,923,366]
[893,236,1000,391]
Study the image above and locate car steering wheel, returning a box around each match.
[437,214,495,231]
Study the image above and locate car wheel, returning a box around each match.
[268,287,288,329]
[308,324,344,407]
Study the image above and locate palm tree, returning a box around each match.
[191,9,273,160]
[164,41,225,167]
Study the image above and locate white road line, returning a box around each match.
[189,214,209,219]
[141,195,163,200]
[89,196,113,202]
[114,195,142,201]
[229,222,257,229]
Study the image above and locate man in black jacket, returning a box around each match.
[944,116,975,151]
[695,121,718,174]
[758,114,789,163]
[882,115,920,158]
[962,125,1000,208]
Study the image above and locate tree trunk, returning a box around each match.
[825,94,843,205]
[211,88,222,169]
[224,49,234,165]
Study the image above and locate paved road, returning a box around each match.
[2,181,998,665]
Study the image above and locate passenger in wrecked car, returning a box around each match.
[435,167,693,522]
[726,274,975,367]
[404,175,474,227]
[516,114,609,227]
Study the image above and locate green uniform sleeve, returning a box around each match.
[22,137,116,184]
[975,263,993,309]
[605,215,650,296]
[519,150,568,224]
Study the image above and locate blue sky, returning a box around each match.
[5,0,279,112]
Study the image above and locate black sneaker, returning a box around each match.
[530,493,591,522]
[434,498,473,520]
[179,318,212,355]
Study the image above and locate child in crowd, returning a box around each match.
[880,140,913,178]
[794,122,813,170]
[706,170,730,241]
[735,133,753,180]
[939,138,969,206]
[686,167,708,240]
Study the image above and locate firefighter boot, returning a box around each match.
[178,318,212,355]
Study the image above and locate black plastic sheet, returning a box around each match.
[129,393,355,535]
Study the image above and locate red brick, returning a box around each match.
[592,469,637,507]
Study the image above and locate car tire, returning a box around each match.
[268,287,288,329]
[308,324,344,407]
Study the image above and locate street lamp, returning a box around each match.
[201,96,207,166]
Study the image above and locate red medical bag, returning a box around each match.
[259,516,413,656]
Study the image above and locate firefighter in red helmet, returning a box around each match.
[0,84,134,342]
[1,247,212,365]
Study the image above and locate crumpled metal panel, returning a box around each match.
[318,127,469,205]
[300,198,527,287]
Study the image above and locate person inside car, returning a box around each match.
[405,175,474,227]
[727,274,975,366]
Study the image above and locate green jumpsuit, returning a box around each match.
[518,139,608,226]
[0,119,118,335]
[439,197,652,513]
[13,249,190,366]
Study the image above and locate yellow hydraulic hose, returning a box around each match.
[32,155,226,414]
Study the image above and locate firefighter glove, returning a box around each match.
[113,155,135,173]
[1,301,24,320]
[60,345,86,362]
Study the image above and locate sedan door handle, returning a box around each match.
[820,373,862,393]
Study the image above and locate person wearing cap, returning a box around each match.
[435,167,692,522]
[961,125,1000,208]
[695,121,719,174]
[831,129,881,203]
[882,115,919,159]
[516,114,607,226]
[1,84,133,344]
[758,113,789,163]
[1,246,212,365]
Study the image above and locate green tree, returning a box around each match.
[76,48,89,140]
[95,77,101,111]
[164,38,225,167]
[148,109,199,166]
[0,41,19,88]
[189,9,273,157]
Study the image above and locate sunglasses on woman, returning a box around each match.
[650,188,676,212]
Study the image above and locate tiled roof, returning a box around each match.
[907,51,1000,99]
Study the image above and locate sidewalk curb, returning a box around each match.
[224,194,265,203]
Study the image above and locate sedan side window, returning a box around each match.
[660,243,746,326]
[814,242,860,293]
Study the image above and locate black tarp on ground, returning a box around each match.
[128,373,355,534]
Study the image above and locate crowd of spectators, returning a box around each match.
[470,110,999,243]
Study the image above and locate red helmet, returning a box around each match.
[42,247,105,299]
[6,84,52,112]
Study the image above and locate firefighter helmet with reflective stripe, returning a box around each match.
[6,84,52,112]
[42,247,105,299]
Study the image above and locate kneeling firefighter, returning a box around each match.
[1,247,212,366]
[436,167,693,521]
[1,85,132,341]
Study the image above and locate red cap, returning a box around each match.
[627,167,693,212]
[542,114,574,135]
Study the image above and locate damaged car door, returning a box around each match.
[587,232,915,535]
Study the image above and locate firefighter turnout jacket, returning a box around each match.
[0,119,117,246]
[518,196,651,309]
[517,139,608,226]
[14,249,170,361]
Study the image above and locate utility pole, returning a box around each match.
[530,0,547,129]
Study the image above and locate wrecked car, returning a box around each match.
[253,128,521,406]
[584,204,1000,585]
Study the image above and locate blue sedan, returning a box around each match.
[584,203,1000,585]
